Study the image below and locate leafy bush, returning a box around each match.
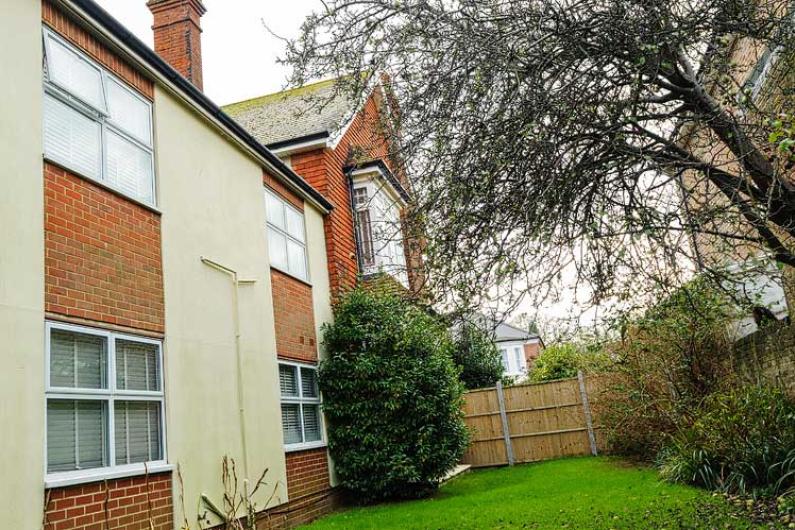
[528,343,610,382]
[529,343,580,382]
[319,289,469,503]
[602,279,737,458]
[657,386,795,496]
[451,320,504,389]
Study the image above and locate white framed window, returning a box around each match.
[279,362,324,451]
[352,178,408,287]
[500,348,510,372]
[514,346,525,373]
[265,188,309,282]
[42,28,156,206]
[45,321,167,487]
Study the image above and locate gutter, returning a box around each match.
[267,131,330,155]
[61,0,333,214]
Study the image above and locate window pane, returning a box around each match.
[47,400,107,472]
[500,349,510,371]
[279,365,298,397]
[115,401,162,465]
[353,187,369,208]
[105,129,155,204]
[300,368,318,398]
[116,339,160,391]
[285,207,305,242]
[355,210,375,268]
[281,404,302,445]
[302,405,321,442]
[44,94,102,180]
[46,35,105,112]
[287,240,307,280]
[514,347,523,371]
[106,78,151,145]
[268,228,288,269]
[50,329,107,389]
[266,190,285,229]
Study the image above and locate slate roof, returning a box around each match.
[493,321,539,343]
[222,78,355,148]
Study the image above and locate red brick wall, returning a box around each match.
[524,342,542,367]
[44,163,165,334]
[42,0,154,99]
[262,448,335,529]
[265,171,304,210]
[148,0,206,90]
[44,472,173,530]
[286,448,331,500]
[271,269,318,362]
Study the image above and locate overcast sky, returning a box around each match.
[95,0,321,105]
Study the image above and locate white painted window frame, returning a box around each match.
[42,27,157,208]
[351,171,409,288]
[498,341,528,376]
[279,360,325,452]
[44,321,169,488]
[265,188,311,283]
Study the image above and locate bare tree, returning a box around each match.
[284,0,795,319]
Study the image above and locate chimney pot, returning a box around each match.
[147,0,207,90]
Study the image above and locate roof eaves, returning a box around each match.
[345,160,410,204]
[66,0,333,213]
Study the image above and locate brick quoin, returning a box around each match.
[44,472,173,530]
[45,163,165,334]
[42,0,154,100]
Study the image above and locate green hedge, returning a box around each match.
[319,289,469,503]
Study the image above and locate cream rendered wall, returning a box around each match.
[0,0,45,526]
[155,85,291,526]
[304,205,338,487]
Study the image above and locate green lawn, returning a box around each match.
[301,457,764,529]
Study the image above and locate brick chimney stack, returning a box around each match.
[147,0,207,90]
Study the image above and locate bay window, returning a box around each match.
[279,362,323,450]
[265,188,309,281]
[45,322,166,485]
[42,28,156,206]
[352,179,409,287]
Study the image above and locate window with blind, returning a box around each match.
[352,181,409,287]
[265,188,309,281]
[45,323,165,481]
[279,363,323,449]
[42,28,156,206]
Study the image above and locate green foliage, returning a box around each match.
[319,289,469,503]
[602,279,737,459]
[529,344,580,382]
[658,386,795,497]
[451,321,504,389]
[528,343,611,383]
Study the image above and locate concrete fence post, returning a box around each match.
[495,380,515,466]
[577,370,598,456]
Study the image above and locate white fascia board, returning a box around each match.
[350,167,406,207]
[269,136,330,157]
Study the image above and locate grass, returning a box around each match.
[301,457,765,529]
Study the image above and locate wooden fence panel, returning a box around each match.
[461,374,609,467]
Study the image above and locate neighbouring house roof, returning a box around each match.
[223,78,356,148]
[493,321,540,344]
[68,0,332,212]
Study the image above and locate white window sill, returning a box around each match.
[284,441,327,453]
[45,462,173,489]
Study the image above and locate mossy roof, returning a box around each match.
[222,78,354,147]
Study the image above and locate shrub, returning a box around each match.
[529,343,580,382]
[319,289,469,503]
[528,343,610,383]
[451,320,504,389]
[657,385,795,496]
[601,279,737,459]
